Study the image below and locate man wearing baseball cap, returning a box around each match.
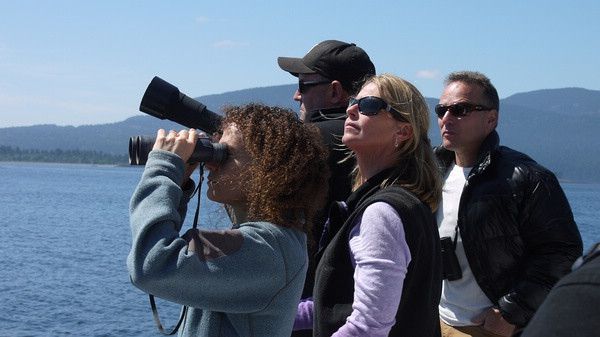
[278,39,376,122]
[278,40,375,336]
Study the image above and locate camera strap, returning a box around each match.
[149,295,188,335]
[451,225,459,251]
[148,164,205,335]
[191,164,205,230]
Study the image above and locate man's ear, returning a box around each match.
[329,80,347,105]
[486,109,499,131]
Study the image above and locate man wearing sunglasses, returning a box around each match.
[278,40,375,337]
[278,40,374,206]
[434,71,582,337]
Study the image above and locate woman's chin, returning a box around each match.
[341,136,360,152]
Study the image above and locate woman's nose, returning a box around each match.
[346,102,359,119]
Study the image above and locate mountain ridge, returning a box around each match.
[1,85,598,182]
[503,87,600,115]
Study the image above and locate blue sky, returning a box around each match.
[0,0,598,127]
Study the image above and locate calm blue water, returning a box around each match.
[0,162,598,336]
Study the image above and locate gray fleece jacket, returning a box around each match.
[127,150,308,336]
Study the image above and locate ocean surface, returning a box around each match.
[0,162,598,337]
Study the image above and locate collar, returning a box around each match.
[307,106,347,122]
[468,130,500,177]
[345,167,395,212]
[436,130,500,177]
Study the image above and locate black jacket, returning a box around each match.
[308,107,354,208]
[292,107,355,337]
[313,169,442,337]
[301,108,355,288]
[434,131,583,327]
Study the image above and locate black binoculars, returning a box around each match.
[440,236,462,281]
[128,77,228,165]
[128,135,228,166]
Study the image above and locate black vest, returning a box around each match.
[313,172,442,337]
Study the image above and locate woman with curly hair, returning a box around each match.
[294,74,443,336]
[128,103,329,336]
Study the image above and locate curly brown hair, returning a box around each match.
[220,103,330,234]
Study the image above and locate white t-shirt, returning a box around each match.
[437,163,493,326]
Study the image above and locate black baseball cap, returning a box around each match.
[278,40,375,93]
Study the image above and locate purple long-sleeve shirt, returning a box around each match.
[294,202,411,336]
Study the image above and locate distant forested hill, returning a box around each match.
[1,85,599,182]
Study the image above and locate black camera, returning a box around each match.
[128,77,228,166]
[440,236,462,281]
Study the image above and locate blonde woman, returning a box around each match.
[295,74,443,336]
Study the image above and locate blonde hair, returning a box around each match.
[351,74,442,211]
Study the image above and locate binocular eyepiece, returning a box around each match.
[129,76,228,166]
[128,136,228,165]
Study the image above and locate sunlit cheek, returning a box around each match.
[226,173,247,200]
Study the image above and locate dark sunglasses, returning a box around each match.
[348,96,409,121]
[434,103,493,118]
[298,79,331,94]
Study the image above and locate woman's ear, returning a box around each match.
[396,123,413,144]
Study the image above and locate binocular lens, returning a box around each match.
[128,136,228,166]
